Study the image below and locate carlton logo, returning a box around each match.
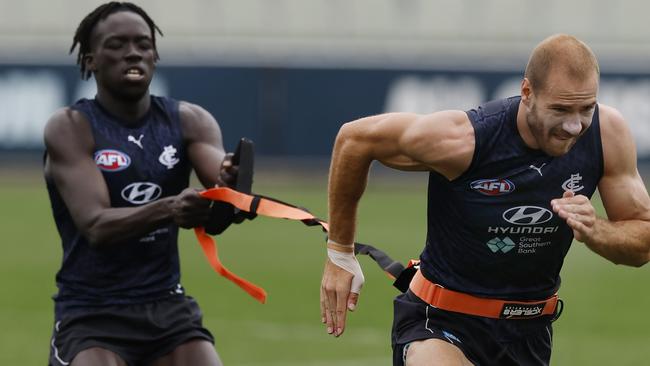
[470,179,515,196]
[94,149,131,172]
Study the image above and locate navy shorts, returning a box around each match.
[392,290,554,366]
[49,295,214,366]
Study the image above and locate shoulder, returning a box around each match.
[598,103,627,133]
[178,101,217,124]
[342,110,472,150]
[398,110,473,155]
[597,103,636,175]
[410,110,472,138]
[597,103,632,150]
[45,107,87,132]
[43,107,95,178]
[364,110,474,176]
[177,101,222,142]
[44,107,93,152]
[409,110,474,177]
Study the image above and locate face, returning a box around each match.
[521,68,599,157]
[86,11,157,102]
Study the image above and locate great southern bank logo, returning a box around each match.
[470,179,515,196]
[486,237,515,253]
[95,149,131,172]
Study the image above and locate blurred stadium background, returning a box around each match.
[1,0,649,364]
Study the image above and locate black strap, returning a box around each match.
[353,242,405,279]
[353,242,416,293]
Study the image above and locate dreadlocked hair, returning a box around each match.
[70,2,163,80]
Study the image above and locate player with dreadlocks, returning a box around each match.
[45,2,233,365]
[70,1,163,80]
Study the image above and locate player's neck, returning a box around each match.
[516,101,539,150]
[95,90,151,124]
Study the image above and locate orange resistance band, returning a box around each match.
[409,270,559,319]
[194,227,267,303]
[195,187,561,317]
[195,187,330,304]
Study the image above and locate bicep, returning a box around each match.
[180,103,226,188]
[598,105,650,221]
[340,110,474,177]
[44,112,111,231]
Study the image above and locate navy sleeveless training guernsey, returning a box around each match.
[420,96,603,300]
[46,96,191,318]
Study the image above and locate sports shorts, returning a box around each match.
[391,290,554,366]
[49,295,214,366]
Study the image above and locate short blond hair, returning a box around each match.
[524,34,600,92]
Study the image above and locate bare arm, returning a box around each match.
[179,101,230,188]
[588,105,650,266]
[552,104,650,266]
[328,110,475,244]
[44,108,179,247]
[44,103,229,248]
[322,110,474,337]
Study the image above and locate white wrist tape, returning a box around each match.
[327,248,365,294]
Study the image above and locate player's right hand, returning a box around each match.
[551,190,597,242]
[170,187,212,228]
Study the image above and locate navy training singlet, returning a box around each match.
[46,96,192,318]
[420,96,603,300]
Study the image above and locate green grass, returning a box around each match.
[1,169,649,365]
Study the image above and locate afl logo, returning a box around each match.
[121,182,162,205]
[94,149,131,172]
[470,179,515,196]
[503,206,553,225]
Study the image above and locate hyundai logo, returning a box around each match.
[121,182,162,205]
[502,206,553,225]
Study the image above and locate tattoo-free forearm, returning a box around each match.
[584,218,650,267]
[82,197,175,248]
[328,126,373,245]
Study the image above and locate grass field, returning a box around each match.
[1,163,649,365]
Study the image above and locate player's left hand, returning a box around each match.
[551,190,596,242]
[219,152,238,188]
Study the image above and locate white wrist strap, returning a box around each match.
[327,248,365,294]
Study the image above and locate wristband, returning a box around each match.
[327,248,365,294]
[327,239,355,253]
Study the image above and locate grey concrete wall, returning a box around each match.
[1,0,648,71]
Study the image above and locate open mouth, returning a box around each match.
[124,67,145,81]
